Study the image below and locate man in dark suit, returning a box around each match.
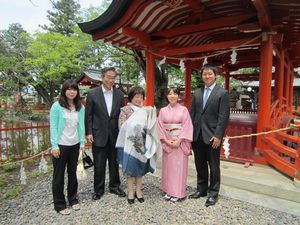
[85,67,126,200]
[189,63,230,207]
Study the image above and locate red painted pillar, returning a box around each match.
[224,72,230,91]
[274,50,285,110]
[284,64,290,106]
[256,33,273,150]
[145,51,155,106]
[184,65,191,109]
[289,67,294,111]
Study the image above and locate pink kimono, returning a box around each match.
[158,103,193,198]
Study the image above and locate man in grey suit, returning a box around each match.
[189,63,230,207]
[85,67,126,200]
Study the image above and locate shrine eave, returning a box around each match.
[78,0,133,35]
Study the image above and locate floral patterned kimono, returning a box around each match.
[116,103,161,177]
[158,103,193,199]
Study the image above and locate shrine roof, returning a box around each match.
[78,0,300,69]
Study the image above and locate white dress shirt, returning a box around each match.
[102,85,113,116]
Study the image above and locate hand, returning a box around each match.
[86,134,94,143]
[51,149,60,158]
[172,139,181,148]
[80,147,85,153]
[210,136,221,149]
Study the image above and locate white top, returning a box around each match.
[58,108,79,146]
[102,85,113,116]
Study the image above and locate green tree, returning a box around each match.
[41,0,80,36]
[25,32,84,104]
[0,23,32,101]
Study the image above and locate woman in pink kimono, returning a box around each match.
[158,87,193,202]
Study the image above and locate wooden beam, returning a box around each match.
[151,14,256,38]
[251,0,272,29]
[119,27,150,46]
[157,37,261,56]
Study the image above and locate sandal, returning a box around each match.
[59,208,71,215]
[164,194,171,200]
[71,204,80,211]
[170,197,179,202]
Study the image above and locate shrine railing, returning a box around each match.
[0,123,51,162]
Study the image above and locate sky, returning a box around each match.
[0,0,104,33]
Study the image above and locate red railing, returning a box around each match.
[0,122,51,162]
[261,99,300,181]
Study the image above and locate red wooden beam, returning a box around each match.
[157,37,261,56]
[251,0,272,29]
[152,14,256,38]
[120,27,150,46]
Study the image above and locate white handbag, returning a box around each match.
[76,151,87,181]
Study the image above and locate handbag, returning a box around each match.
[82,152,94,169]
[76,151,87,180]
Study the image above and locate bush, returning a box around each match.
[2,162,18,172]
[4,186,21,198]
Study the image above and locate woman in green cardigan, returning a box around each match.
[50,79,85,215]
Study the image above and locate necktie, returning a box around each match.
[203,87,210,109]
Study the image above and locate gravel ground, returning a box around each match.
[0,168,300,225]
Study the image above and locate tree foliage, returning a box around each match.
[25,32,84,104]
[41,0,80,36]
[0,23,32,98]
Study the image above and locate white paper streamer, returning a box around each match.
[230,49,237,64]
[223,137,230,159]
[179,59,185,73]
[158,56,166,71]
[203,57,208,66]
[38,154,48,173]
[20,162,27,185]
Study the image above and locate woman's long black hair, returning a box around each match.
[58,79,82,111]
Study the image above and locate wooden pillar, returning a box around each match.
[256,33,273,150]
[274,50,285,108]
[289,67,294,111]
[224,72,230,91]
[184,65,192,109]
[145,51,155,106]
[284,64,290,106]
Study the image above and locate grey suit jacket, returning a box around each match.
[190,85,230,144]
[85,86,124,147]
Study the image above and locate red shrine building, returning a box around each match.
[78,0,300,184]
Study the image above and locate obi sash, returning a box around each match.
[163,124,182,137]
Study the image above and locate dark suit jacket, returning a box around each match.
[85,86,124,147]
[190,85,230,144]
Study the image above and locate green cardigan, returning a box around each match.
[50,101,85,150]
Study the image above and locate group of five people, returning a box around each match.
[49,63,230,215]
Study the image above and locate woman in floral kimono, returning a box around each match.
[158,87,193,202]
[116,86,160,204]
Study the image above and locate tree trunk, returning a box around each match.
[133,50,168,109]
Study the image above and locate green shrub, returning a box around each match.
[30,170,43,179]
[4,186,21,198]
[2,162,18,172]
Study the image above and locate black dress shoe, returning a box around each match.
[188,191,207,199]
[205,196,218,207]
[135,194,144,203]
[109,187,126,197]
[127,198,135,204]
[92,193,103,201]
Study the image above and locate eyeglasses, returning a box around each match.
[102,67,116,74]
[104,75,117,80]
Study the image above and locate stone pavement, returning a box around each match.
[155,157,300,216]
